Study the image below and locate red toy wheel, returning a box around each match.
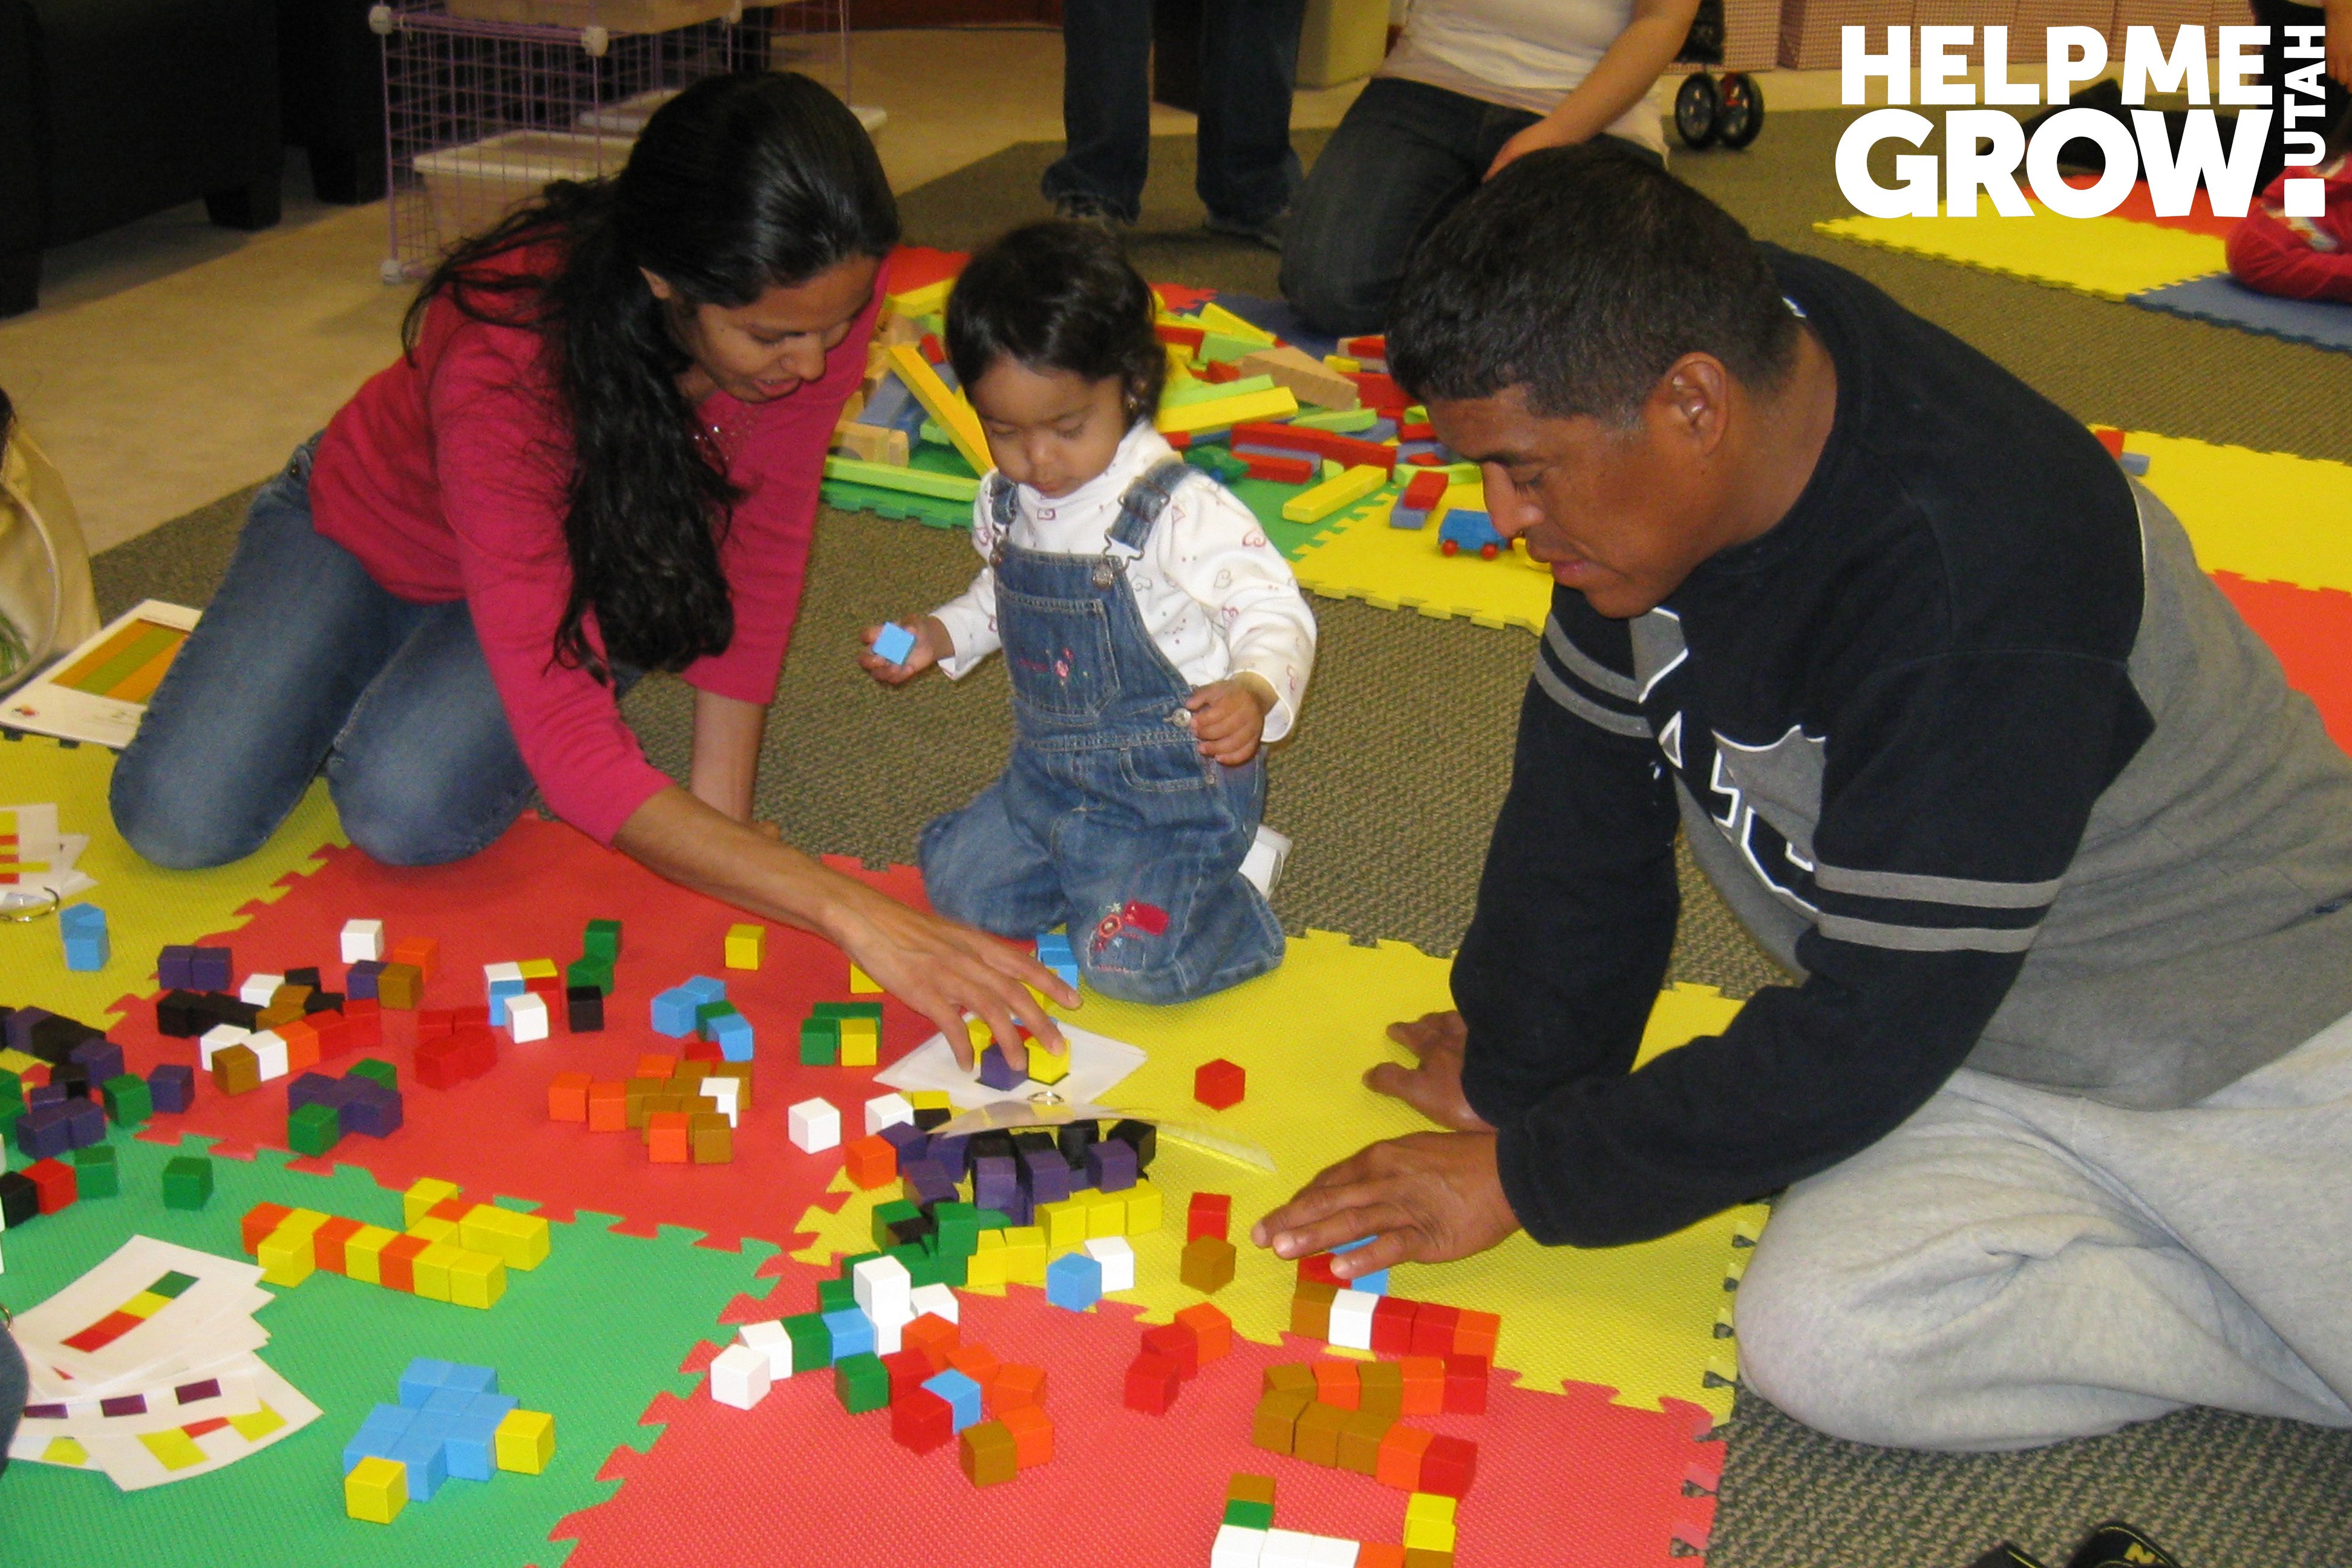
[1441,539,1459,557]
[1480,543,1500,560]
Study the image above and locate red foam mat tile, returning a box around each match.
[2213,572,2352,752]
[555,1285,1713,1568]
[117,816,951,1249]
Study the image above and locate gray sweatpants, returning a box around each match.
[1732,1005,2352,1452]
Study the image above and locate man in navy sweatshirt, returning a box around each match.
[1254,145,2352,1451]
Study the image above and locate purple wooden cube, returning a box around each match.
[146,1063,195,1114]
[16,1102,73,1159]
[286,1072,347,1112]
[158,945,197,990]
[2,1007,53,1056]
[191,947,234,990]
[976,1044,1024,1091]
[1019,1148,1072,1206]
[927,1132,970,1176]
[340,1080,403,1138]
[63,1097,106,1149]
[878,1121,928,1159]
[26,1083,64,1109]
[345,959,384,1001]
[972,1154,1021,1212]
[1086,1138,1138,1193]
[69,1038,125,1086]
[900,1156,958,1208]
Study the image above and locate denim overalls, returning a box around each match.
[918,459,1285,1005]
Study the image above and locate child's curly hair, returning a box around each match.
[946,221,1166,425]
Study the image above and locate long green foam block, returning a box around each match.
[1163,374,1276,409]
[1291,407,1381,434]
[821,457,981,503]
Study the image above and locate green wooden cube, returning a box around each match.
[932,1201,980,1258]
[799,1016,839,1067]
[815,1276,856,1315]
[783,1313,832,1373]
[975,1207,1011,1231]
[72,1142,120,1198]
[695,1001,740,1040]
[287,1102,342,1158]
[161,1154,214,1209]
[348,1057,398,1091]
[832,1352,889,1414]
[869,1201,920,1250]
[582,919,622,962]
[100,1073,151,1128]
[1224,1500,1275,1530]
[811,1002,884,1022]
[566,957,613,996]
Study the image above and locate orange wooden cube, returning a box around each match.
[634,1054,677,1080]
[999,1402,1054,1468]
[388,936,439,979]
[547,1071,592,1122]
[428,1195,469,1224]
[988,1363,1047,1414]
[1313,1358,1360,1410]
[647,1111,690,1163]
[903,1313,959,1373]
[1175,1302,1233,1363]
[1398,1355,1446,1416]
[277,1018,321,1072]
[1375,1425,1434,1491]
[1453,1309,1500,1358]
[1356,1548,1407,1568]
[842,1134,897,1191]
[586,1081,627,1132]
[312,1214,365,1275]
[947,1342,1001,1387]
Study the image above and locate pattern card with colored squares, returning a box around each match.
[1,598,200,748]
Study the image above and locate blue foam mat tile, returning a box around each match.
[2129,272,2352,354]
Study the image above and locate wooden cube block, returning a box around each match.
[1180,1235,1236,1293]
[547,1071,591,1122]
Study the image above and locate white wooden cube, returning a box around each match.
[863,1092,915,1136]
[708,1343,772,1409]
[505,991,549,1042]
[247,1030,290,1083]
[869,1302,909,1356]
[483,960,524,988]
[239,973,285,1006]
[339,918,385,964]
[705,1075,741,1127]
[737,1319,793,1379]
[788,1097,842,1153]
[198,1024,251,1068]
[1210,1524,1270,1568]
[1083,1236,1136,1293]
[1328,1288,1377,1351]
[908,1282,959,1325]
[852,1256,912,1323]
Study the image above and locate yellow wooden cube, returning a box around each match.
[1123,1179,1164,1236]
[405,1214,459,1244]
[402,1177,462,1227]
[1036,1200,1087,1254]
[964,1234,1008,1292]
[459,1205,551,1270]
[446,1248,508,1310]
[412,1241,463,1302]
[518,958,558,980]
[849,962,882,995]
[907,1090,952,1113]
[1025,1044,1070,1086]
[1001,1226,1049,1284]
[255,1224,316,1288]
[1083,1191,1126,1238]
[495,1408,557,1474]
[344,1224,398,1285]
[345,1455,407,1523]
[724,924,765,970]
[1404,1517,1457,1552]
[837,1016,879,1067]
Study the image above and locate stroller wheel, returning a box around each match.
[1675,73,1721,149]
[1717,72,1766,149]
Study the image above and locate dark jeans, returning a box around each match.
[2252,0,2350,192]
[0,1321,22,1477]
[110,440,540,870]
[1043,0,1307,227]
[1280,76,1662,338]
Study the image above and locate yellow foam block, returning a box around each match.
[1195,301,1276,346]
[2126,432,2352,593]
[788,930,1759,1418]
[1814,205,2225,301]
[887,342,991,476]
[1290,498,1554,634]
[1282,464,1388,524]
[1154,385,1299,437]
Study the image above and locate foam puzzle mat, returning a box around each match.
[2129,274,2352,355]
[1815,204,2229,300]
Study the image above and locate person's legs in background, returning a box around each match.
[1279,78,1535,337]
[1041,0,1154,224]
[1197,0,1309,241]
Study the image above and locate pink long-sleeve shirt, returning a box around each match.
[310,251,877,844]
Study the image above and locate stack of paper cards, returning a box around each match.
[8,1236,319,1489]
[877,1021,1146,1110]
[0,803,94,913]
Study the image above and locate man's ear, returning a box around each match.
[1652,353,1732,451]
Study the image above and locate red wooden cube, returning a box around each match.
[1187,1191,1232,1243]
[891,1387,953,1453]
[1193,1058,1246,1111]
[1419,1434,1478,1497]
[1123,1351,1183,1415]
[342,998,382,1051]
[881,1347,934,1403]
[25,1157,76,1213]
[1443,1353,1490,1415]
[414,1034,468,1090]
[1370,1295,1419,1355]
[1140,1323,1198,1380]
[1408,1302,1460,1356]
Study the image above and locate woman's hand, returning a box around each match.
[820,874,1076,1071]
[1367,1011,1496,1132]
[858,615,951,685]
[1486,119,1579,179]
[1186,673,1275,764]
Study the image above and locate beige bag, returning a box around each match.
[0,420,100,694]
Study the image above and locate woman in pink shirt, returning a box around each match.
[111,74,1068,1054]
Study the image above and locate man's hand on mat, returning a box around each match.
[826,880,1077,1070]
[1368,1011,1495,1133]
[1251,1132,1519,1277]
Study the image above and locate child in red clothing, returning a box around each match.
[2227,154,2352,305]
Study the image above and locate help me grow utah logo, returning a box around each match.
[1836,25,2334,219]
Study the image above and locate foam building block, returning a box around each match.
[871,622,918,665]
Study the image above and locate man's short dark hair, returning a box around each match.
[1387,144,1799,423]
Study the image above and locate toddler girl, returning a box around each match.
[861,221,1314,1005]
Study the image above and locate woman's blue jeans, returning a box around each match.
[109,442,539,870]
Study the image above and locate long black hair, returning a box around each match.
[405,72,898,680]
[946,221,1165,426]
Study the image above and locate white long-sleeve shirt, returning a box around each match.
[930,423,1317,743]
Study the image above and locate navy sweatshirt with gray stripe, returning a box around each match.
[1455,249,2352,1247]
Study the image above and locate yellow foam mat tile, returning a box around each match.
[0,735,345,1023]
[794,930,1758,1417]
[1815,206,2225,301]
[1290,497,1555,635]
[2124,432,2352,593]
